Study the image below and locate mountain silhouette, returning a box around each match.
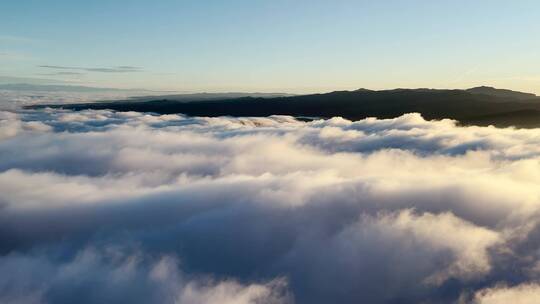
[466,86,537,100]
[32,87,540,128]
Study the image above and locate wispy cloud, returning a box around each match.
[37,71,84,76]
[0,35,41,44]
[38,65,144,73]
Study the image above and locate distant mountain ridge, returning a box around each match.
[31,86,540,128]
[0,83,293,100]
[127,92,295,102]
[0,83,151,93]
[466,86,537,100]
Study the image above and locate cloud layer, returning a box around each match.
[1,108,540,303]
[0,90,145,111]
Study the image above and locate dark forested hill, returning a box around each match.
[31,88,540,128]
[465,86,538,101]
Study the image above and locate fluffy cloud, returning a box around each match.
[1,108,540,303]
[473,284,540,304]
[0,247,288,304]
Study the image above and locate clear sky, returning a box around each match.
[1,0,540,93]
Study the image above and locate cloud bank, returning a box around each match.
[1,108,540,303]
[0,90,147,111]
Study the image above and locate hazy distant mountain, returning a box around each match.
[0,83,151,93]
[466,86,537,100]
[33,87,540,128]
[0,83,294,101]
[127,92,295,102]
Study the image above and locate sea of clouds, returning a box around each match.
[2,102,540,303]
[0,89,145,111]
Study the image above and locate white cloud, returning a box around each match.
[0,247,288,304]
[474,284,540,304]
[0,90,144,111]
[1,107,540,303]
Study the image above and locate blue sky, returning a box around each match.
[1,0,540,93]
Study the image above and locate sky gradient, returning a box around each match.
[1,0,539,93]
